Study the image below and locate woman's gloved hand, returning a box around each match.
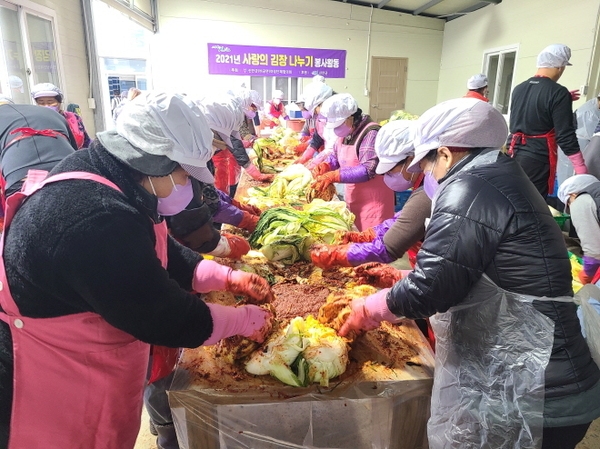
[311,162,331,178]
[205,303,274,345]
[294,146,316,164]
[339,228,376,244]
[226,270,275,303]
[208,233,251,259]
[570,89,581,101]
[245,163,275,182]
[354,262,405,288]
[311,170,340,194]
[238,211,260,232]
[293,141,310,157]
[231,199,262,216]
[339,289,400,337]
[579,270,594,285]
[567,152,588,175]
[310,244,352,269]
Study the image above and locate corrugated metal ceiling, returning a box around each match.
[327,0,501,21]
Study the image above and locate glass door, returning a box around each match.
[0,1,30,103]
[23,10,61,86]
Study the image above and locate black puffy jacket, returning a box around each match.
[388,149,600,400]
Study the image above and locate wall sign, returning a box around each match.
[208,43,346,78]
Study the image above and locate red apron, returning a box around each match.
[508,129,558,194]
[212,149,241,194]
[62,110,85,149]
[337,124,395,231]
[0,170,166,448]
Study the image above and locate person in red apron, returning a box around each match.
[0,93,275,449]
[0,103,77,205]
[31,82,91,149]
[199,97,273,194]
[294,80,334,165]
[263,89,289,128]
[464,74,489,102]
[310,93,395,231]
[507,44,587,199]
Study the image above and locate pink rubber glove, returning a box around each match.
[204,303,274,345]
[339,289,401,337]
[192,259,232,293]
[245,163,275,182]
[226,270,275,303]
[294,147,317,165]
[570,89,581,101]
[568,151,588,174]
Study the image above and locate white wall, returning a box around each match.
[152,0,445,115]
[438,0,600,110]
[29,0,94,135]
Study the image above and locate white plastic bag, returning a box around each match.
[576,284,600,368]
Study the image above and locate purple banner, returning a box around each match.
[208,43,346,78]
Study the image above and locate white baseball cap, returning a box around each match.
[408,97,508,172]
[375,120,416,174]
[537,44,573,68]
[321,93,358,129]
[273,90,284,100]
[467,74,488,90]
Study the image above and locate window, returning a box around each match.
[0,0,64,104]
[484,47,517,115]
[251,76,301,105]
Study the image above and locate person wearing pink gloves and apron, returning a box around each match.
[311,93,395,231]
[293,80,334,165]
[0,92,274,449]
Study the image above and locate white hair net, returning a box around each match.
[321,93,358,129]
[302,82,333,114]
[557,174,599,206]
[375,120,416,174]
[409,97,508,172]
[537,44,572,68]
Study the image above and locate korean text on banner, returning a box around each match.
[207,43,347,78]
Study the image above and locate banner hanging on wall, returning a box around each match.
[207,43,346,78]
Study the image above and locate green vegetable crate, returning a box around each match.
[553,213,570,229]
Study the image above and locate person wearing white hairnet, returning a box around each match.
[234,88,262,141]
[264,89,289,127]
[312,93,395,230]
[309,120,430,270]
[0,94,13,105]
[574,93,600,151]
[340,97,600,449]
[0,92,274,449]
[31,82,91,149]
[508,44,587,199]
[199,95,273,196]
[293,80,334,165]
[558,174,600,284]
[464,73,489,102]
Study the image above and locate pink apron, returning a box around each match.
[337,124,395,231]
[0,170,167,449]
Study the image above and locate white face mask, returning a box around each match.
[273,99,282,105]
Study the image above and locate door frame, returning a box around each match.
[369,56,408,123]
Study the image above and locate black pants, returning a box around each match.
[514,153,550,199]
[542,422,592,449]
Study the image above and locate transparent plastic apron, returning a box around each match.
[427,150,563,448]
